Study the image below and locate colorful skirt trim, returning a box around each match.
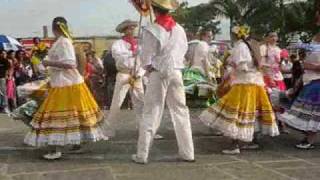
[279,80,320,132]
[24,82,108,147]
[200,84,279,142]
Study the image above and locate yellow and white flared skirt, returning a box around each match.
[200,84,279,142]
[24,82,108,147]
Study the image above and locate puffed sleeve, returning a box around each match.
[59,38,76,65]
[230,42,251,71]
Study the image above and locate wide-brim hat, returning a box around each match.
[151,0,179,10]
[116,20,138,33]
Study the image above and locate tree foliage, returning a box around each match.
[172,2,220,34]
[283,0,318,43]
[209,0,279,38]
[173,0,318,44]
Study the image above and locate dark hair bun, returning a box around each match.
[53,17,68,26]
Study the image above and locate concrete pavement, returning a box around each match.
[0,110,319,180]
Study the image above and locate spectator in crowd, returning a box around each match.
[6,50,17,111]
[280,52,294,89]
[285,50,305,100]
[31,37,47,78]
[14,50,30,86]
[74,44,87,76]
[0,50,10,114]
[84,51,104,106]
[102,50,117,109]
[14,50,32,105]
[84,52,94,88]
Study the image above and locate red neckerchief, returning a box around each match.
[155,14,176,32]
[122,35,138,53]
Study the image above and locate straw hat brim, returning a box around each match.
[116,20,138,33]
[151,0,179,10]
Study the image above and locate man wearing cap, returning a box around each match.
[132,0,195,164]
[107,20,144,131]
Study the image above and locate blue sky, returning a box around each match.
[0,0,229,39]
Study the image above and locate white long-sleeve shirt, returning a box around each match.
[111,39,143,76]
[140,23,188,77]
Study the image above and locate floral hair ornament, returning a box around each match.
[56,21,73,42]
[232,25,250,39]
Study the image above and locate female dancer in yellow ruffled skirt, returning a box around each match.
[200,25,279,154]
[24,17,108,160]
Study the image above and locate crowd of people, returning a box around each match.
[2,0,320,164]
[0,38,125,116]
[0,48,33,114]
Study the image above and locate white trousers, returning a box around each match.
[136,70,194,161]
[107,73,144,128]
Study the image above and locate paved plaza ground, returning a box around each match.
[0,110,320,180]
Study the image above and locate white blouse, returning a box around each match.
[228,40,264,86]
[47,37,83,88]
[260,44,284,81]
